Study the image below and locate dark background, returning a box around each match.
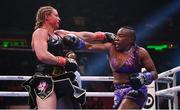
[0,0,179,109]
[0,0,179,74]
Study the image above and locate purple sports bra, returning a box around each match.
[111,46,142,74]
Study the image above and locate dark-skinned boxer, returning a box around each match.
[59,26,158,109]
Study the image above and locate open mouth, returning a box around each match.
[115,44,119,49]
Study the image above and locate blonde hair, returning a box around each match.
[34,6,55,30]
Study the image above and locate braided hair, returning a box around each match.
[34,6,55,30]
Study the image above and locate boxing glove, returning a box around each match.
[62,34,85,49]
[129,72,153,90]
[95,32,116,42]
[57,56,78,72]
[104,32,116,42]
[65,58,78,72]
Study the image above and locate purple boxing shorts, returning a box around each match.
[113,83,147,109]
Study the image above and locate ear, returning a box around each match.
[130,37,134,42]
[129,37,134,45]
[45,14,49,20]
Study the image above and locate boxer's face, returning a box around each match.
[46,9,61,29]
[114,28,131,51]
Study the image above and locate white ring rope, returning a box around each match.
[155,86,180,96]
[156,77,173,83]
[157,66,180,78]
[0,91,113,97]
[81,76,113,81]
[0,76,113,81]
[0,66,179,97]
[0,76,30,81]
[0,66,179,81]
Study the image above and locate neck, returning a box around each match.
[117,44,133,53]
[125,45,133,52]
[41,24,54,35]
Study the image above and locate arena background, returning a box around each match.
[0,0,179,109]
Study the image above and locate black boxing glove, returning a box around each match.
[94,32,116,42]
[65,58,78,72]
[57,56,78,72]
[129,72,153,90]
[104,32,116,42]
[62,34,85,49]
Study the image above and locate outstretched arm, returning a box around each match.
[58,32,112,51]
[55,29,96,42]
[86,42,112,51]
[55,29,116,42]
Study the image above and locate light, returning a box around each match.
[0,39,27,48]
[146,44,168,51]
[2,41,9,48]
[136,1,180,43]
[168,44,174,48]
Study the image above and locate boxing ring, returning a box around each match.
[0,66,179,109]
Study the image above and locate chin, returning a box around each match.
[115,47,123,52]
[57,24,60,28]
[115,47,120,51]
[54,26,59,30]
[55,24,60,29]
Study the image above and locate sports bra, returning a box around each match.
[111,46,142,74]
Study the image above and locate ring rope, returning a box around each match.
[155,85,180,96]
[157,66,180,78]
[0,91,114,97]
[0,76,113,81]
[0,66,179,97]
[0,66,179,81]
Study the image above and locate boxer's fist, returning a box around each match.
[129,72,153,90]
[57,56,78,72]
[62,34,85,49]
[95,32,116,42]
[129,73,146,90]
[65,58,78,72]
[104,32,116,42]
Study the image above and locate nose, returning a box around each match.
[114,37,119,41]
[113,38,119,44]
[58,18,61,24]
[57,16,61,21]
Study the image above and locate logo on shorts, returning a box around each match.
[37,81,48,93]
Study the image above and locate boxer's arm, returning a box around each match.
[86,42,112,51]
[139,47,158,80]
[32,29,58,65]
[55,29,116,42]
[76,31,116,43]
[61,33,112,51]
[32,29,77,68]
[55,29,97,42]
[129,47,158,90]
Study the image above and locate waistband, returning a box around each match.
[113,83,131,89]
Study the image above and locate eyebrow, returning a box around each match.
[117,33,125,36]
